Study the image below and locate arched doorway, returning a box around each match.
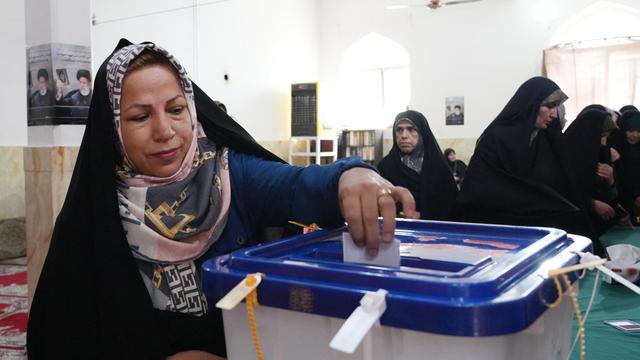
[339,33,410,130]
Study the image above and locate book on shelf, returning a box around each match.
[338,129,383,165]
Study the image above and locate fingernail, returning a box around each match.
[367,248,378,257]
[383,233,393,242]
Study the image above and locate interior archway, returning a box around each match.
[339,33,410,130]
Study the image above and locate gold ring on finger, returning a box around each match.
[377,188,393,200]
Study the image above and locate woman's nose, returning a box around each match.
[151,114,175,141]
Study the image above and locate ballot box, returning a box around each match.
[202,220,591,360]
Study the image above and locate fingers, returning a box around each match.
[337,169,417,256]
[362,190,380,256]
[342,187,397,255]
[392,187,418,219]
[597,164,613,175]
[604,212,614,221]
[603,205,615,220]
[611,148,621,162]
[378,193,396,243]
[341,195,366,248]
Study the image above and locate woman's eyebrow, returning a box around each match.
[124,103,151,112]
[124,95,185,112]
[166,95,185,103]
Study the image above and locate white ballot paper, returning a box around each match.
[342,232,401,267]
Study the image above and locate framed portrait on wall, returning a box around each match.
[445,96,464,126]
[56,69,69,85]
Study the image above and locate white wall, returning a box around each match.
[317,0,640,139]
[0,0,27,146]
[91,0,319,142]
[26,0,640,147]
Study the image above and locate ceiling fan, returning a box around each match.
[386,0,482,11]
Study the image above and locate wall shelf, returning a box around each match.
[289,136,337,166]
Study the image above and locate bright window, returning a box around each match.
[339,33,410,130]
[545,1,640,123]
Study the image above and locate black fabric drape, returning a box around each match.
[27,39,282,359]
[456,77,591,237]
[610,110,640,217]
[378,110,458,220]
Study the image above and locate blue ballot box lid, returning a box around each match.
[202,220,591,336]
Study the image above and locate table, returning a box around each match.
[600,227,640,248]
[569,227,640,359]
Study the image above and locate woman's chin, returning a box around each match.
[142,163,182,178]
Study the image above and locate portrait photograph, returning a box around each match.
[445,96,464,126]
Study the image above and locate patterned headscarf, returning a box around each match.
[106,43,230,315]
[394,117,424,173]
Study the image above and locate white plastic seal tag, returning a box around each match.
[215,273,263,310]
[329,289,388,354]
[576,251,640,295]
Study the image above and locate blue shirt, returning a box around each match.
[200,151,371,260]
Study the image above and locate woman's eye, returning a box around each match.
[170,106,184,115]
[131,114,149,122]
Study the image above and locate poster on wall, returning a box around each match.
[445,96,464,126]
[27,43,92,126]
[27,44,54,125]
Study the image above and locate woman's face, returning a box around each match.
[394,119,420,154]
[626,129,640,145]
[447,151,456,162]
[535,105,558,129]
[119,65,193,177]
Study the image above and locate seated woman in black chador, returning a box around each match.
[610,109,640,225]
[378,110,458,220]
[457,77,591,236]
[620,104,638,114]
[564,106,625,251]
[443,148,467,189]
[27,40,417,360]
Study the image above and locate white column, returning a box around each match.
[24,0,91,304]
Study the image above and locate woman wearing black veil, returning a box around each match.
[27,40,416,359]
[610,109,640,225]
[378,110,458,220]
[564,106,622,252]
[443,147,467,188]
[457,77,591,236]
[619,104,638,114]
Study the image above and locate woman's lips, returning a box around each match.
[152,148,178,161]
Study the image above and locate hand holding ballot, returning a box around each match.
[337,167,418,257]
